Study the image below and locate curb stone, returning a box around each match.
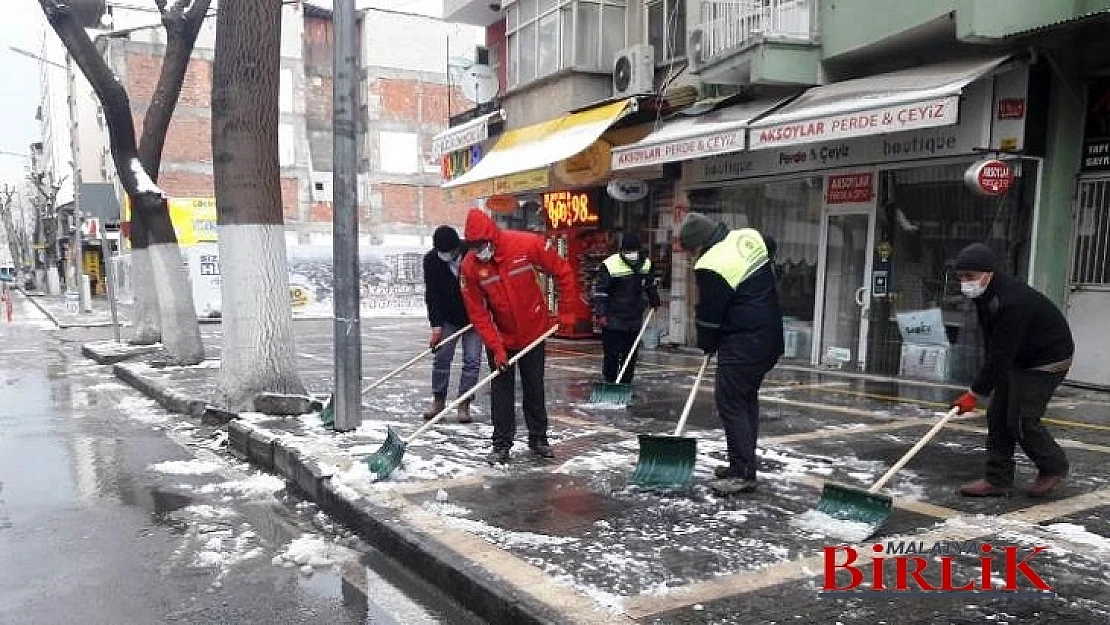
[229,419,570,625]
[98,342,566,623]
[18,289,61,328]
[81,342,161,365]
[112,362,208,417]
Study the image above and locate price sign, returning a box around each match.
[542,190,599,231]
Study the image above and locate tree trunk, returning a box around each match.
[0,188,23,270]
[130,0,213,344]
[39,0,204,364]
[212,0,304,410]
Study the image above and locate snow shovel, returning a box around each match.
[588,309,655,406]
[812,406,962,541]
[630,352,711,489]
[320,324,474,426]
[363,325,559,481]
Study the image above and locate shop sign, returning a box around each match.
[441,144,484,181]
[997,98,1026,120]
[542,190,599,231]
[964,159,1014,197]
[486,194,519,213]
[612,129,745,170]
[1082,78,1110,172]
[826,173,874,204]
[990,67,1029,153]
[750,95,960,149]
[433,121,491,160]
[607,178,649,202]
[444,168,550,203]
[555,141,611,186]
[687,82,993,185]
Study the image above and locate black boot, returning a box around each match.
[529,437,554,459]
[485,447,510,465]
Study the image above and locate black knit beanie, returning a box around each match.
[954,243,997,273]
[620,231,642,251]
[433,225,461,253]
[679,212,719,251]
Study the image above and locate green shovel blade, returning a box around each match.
[589,382,633,406]
[363,426,407,481]
[812,481,893,540]
[631,434,697,489]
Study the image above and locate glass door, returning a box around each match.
[816,210,875,369]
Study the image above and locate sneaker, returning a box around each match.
[957,479,1011,497]
[1027,472,1067,498]
[710,477,758,495]
[529,442,555,459]
[485,447,510,465]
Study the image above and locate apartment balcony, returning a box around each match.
[689,0,821,86]
[443,0,504,27]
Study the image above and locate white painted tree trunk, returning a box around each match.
[45,267,60,295]
[216,224,304,411]
[149,242,204,364]
[128,247,161,344]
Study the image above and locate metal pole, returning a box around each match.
[100,227,120,342]
[332,0,362,432]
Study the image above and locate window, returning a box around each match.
[279,124,296,167]
[279,69,295,114]
[378,131,419,174]
[506,0,627,89]
[647,0,685,64]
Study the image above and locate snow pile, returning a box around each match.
[150,459,222,475]
[178,504,238,520]
[272,535,357,574]
[790,509,875,544]
[198,474,286,499]
[440,515,580,548]
[1043,523,1110,553]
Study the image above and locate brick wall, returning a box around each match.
[281,177,300,220]
[375,78,469,125]
[126,53,212,108]
[158,171,214,197]
[379,183,469,226]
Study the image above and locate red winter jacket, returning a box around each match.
[460,209,587,359]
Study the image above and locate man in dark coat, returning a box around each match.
[422,225,482,423]
[592,231,660,384]
[679,212,784,495]
[950,243,1073,498]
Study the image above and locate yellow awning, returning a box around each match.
[442,99,634,201]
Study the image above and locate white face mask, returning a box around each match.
[621,251,640,264]
[474,243,494,262]
[437,251,456,262]
[960,280,987,299]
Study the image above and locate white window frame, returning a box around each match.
[505,0,627,90]
[646,0,686,64]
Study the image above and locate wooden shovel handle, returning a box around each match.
[614,309,655,383]
[673,353,712,437]
[361,324,473,394]
[404,326,559,444]
[869,406,961,493]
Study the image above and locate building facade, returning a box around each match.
[443,0,1110,387]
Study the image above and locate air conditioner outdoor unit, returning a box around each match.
[612,44,655,97]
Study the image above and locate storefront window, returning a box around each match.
[687,177,823,360]
[865,161,1036,384]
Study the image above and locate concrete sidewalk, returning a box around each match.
[21,290,130,329]
[79,318,1110,624]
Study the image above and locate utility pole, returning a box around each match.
[332,0,362,432]
[65,52,88,312]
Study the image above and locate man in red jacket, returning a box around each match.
[460,208,590,464]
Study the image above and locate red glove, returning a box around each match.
[429,327,444,350]
[952,391,978,414]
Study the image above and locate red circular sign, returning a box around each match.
[965,159,1015,197]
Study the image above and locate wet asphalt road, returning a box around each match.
[0,297,481,625]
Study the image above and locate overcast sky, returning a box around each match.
[0,0,51,186]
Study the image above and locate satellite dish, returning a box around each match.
[460,65,498,104]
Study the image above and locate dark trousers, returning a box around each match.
[984,369,1069,486]
[715,334,777,480]
[601,328,639,383]
[431,322,483,400]
[487,342,548,449]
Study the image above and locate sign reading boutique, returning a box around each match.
[687,82,992,186]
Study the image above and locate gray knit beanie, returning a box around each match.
[679,212,719,251]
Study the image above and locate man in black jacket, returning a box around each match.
[950,243,1073,498]
[679,212,784,495]
[422,225,482,423]
[592,232,660,384]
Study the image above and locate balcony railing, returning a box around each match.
[695,0,816,64]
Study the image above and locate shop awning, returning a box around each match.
[431,109,505,160]
[442,99,635,200]
[748,55,1014,150]
[611,98,787,171]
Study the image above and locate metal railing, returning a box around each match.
[696,0,815,63]
[1072,179,1110,287]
